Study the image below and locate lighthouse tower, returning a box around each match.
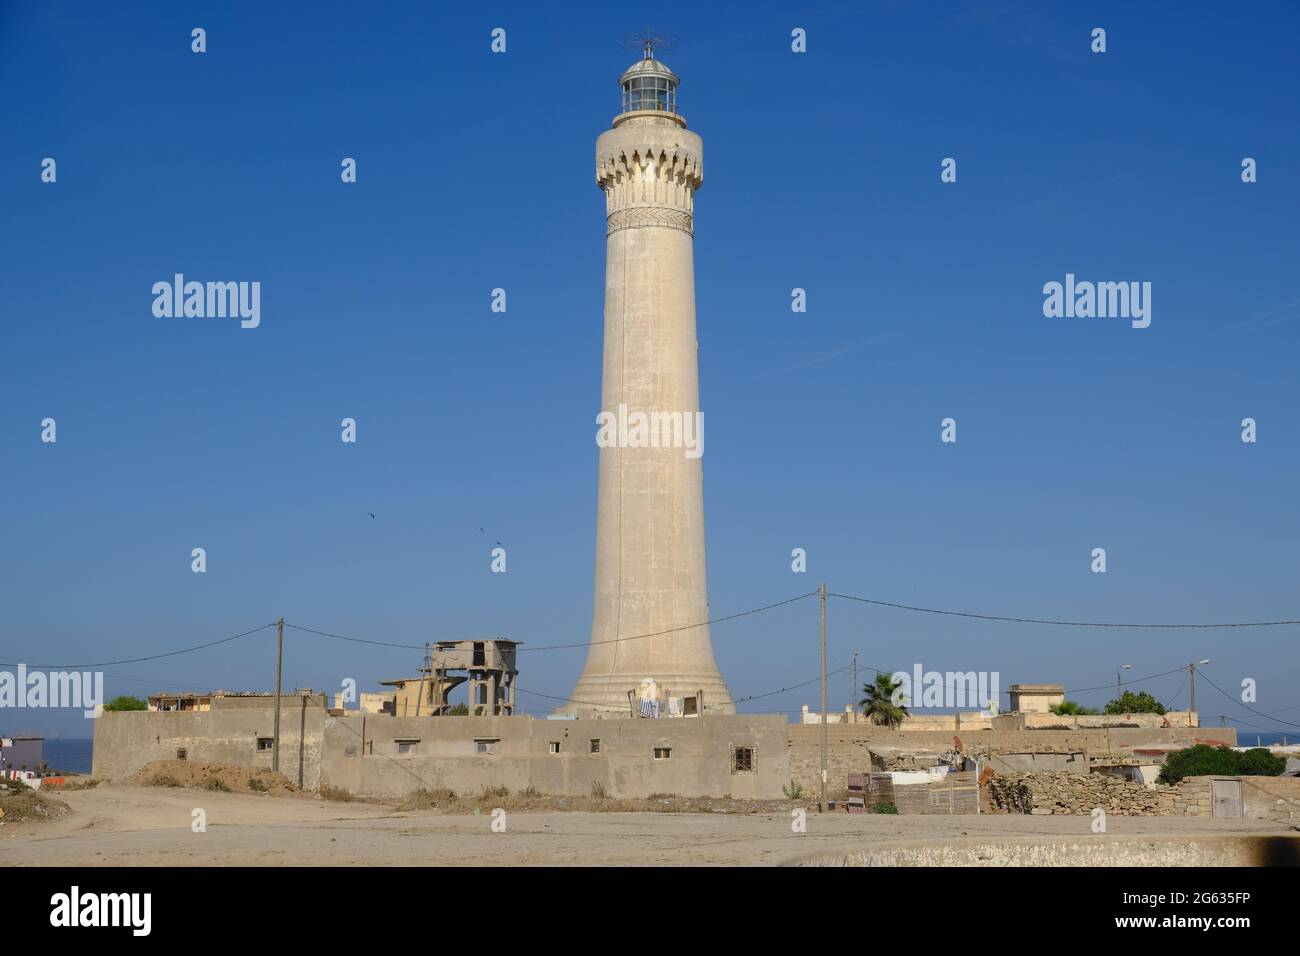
[569,46,733,715]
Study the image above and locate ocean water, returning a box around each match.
[41,738,93,775]
[1240,732,1296,748]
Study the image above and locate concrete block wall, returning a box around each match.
[321,713,789,800]
[91,703,326,790]
[93,708,791,800]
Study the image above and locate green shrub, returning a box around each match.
[1158,744,1287,784]
[103,695,148,712]
[782,780,805,800]
[1103,691,1166,716]
[203,778,230,792]
[1236,748,1287,777]
[1049,700,1099,716]
[871,800,899,814]
[248,778,268,792]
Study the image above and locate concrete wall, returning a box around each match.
[1022,710,1198,730]
[93,708,790,800]
[92,701,326,790]
[816,710,1200,733]
[986,751,1088,775]
[320,714,788,799]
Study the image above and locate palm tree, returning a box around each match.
[861,672,910,728]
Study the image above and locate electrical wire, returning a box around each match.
[827,591,1300,629]
[0,623,276,670]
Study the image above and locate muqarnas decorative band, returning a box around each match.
[606,205,694,236]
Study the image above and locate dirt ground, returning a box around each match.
[0,781,1290,866]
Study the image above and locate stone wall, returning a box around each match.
[785,724,1235,798]
[986,771,1213,816]
[1238,775,1300,823]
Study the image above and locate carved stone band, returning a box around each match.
[607,205,694,236]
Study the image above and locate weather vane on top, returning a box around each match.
[619,27,678,60]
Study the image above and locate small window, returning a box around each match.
[475,738,499,755]
[257,737,273,751]
[654,747,671,760]
[175,748,187,761]
[549,741,561,755]
[732,746,755,774]
[395,737,420,755]
[590,738,601,754]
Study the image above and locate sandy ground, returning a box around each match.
[0,783,1292,866]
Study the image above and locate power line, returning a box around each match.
[519,592,817,652]
[515,687,610,709]
[1196,670,1300,730]
[0,623,276,670]
[1208,716,1296,737]
[827,591,1300,629]
[518,664,857,712]
[1059,666,1186,696]
[283,623,424,650]
[722,664,853,707]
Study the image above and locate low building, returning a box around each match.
[150,689,326,712]
[149,691,214,712]
[92,702,791,800]
[1008,683,1066,714]
[0,734,44,774]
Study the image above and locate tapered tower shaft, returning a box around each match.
[569,51,732,715]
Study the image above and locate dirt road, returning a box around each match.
[0,784,1288,866]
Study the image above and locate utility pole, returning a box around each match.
[1116,663,1131,700]
[272,617,284,773]
[819,582,828,812]
[852,651,859,725]
[1188,662,1195,716]
[1188,659,1210,724]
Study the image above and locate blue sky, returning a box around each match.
[3,1,1298,738]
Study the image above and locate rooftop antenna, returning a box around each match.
[620,28,678,60]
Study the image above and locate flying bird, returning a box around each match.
[367,512,376,519]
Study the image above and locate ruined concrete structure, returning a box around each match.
[569,49,731,716]
[380,639,519,717]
